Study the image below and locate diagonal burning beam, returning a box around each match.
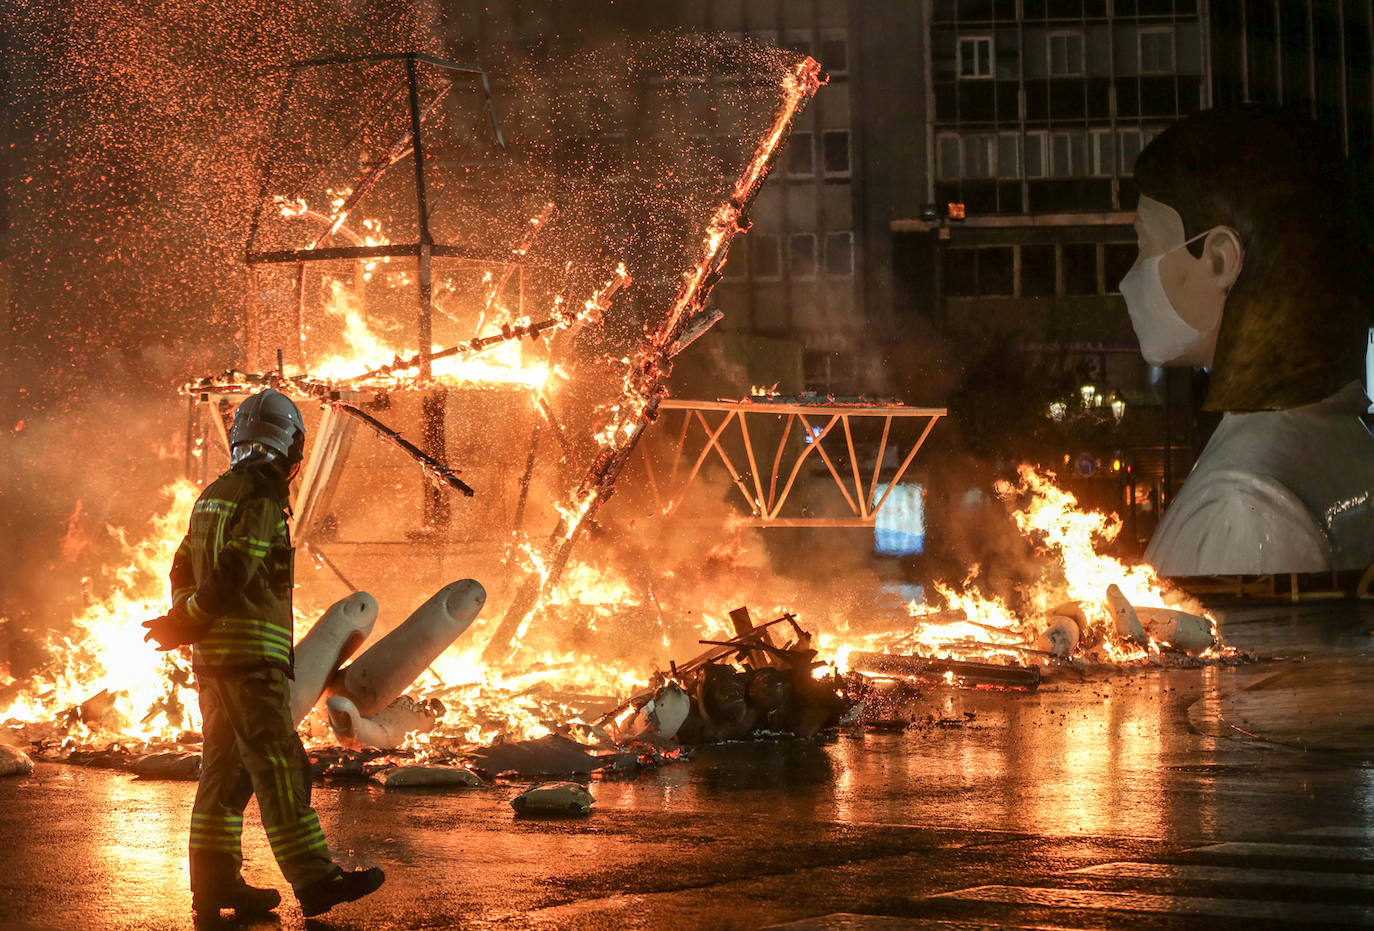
[481,56,826,663]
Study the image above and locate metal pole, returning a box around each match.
[406,55,447,528]
[405,54,435,380]
[1162,366,1173,507]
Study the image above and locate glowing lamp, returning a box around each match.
[1048,401,1067,422]
[1079,384,1097,408]
[946,202,966,221]
[1111,396,1126,422]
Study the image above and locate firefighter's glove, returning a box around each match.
[142,602,209,651]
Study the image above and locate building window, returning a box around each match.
[944,246,1013,297]
[1103,243,1136,294]
[787,131,815,177]
[1050,131,1085,177]
[751,233,781,280]
[821,36,848,75]
[963,133,995,178]
[825,231,854,276]
[1089,129,1115,176]
[937,133,961,181]
[724,236,747,278]
[1048,31,1084,76]
[1062,242,1098,296]
[785,37,812,58]
[1118,129,1144,175]
[997,132,1021,178]
[1138,28,1175,74]
[958,36,993,79]
[822,130,851,175]
[980,246,1014,295]
[1019,244,1056,297]
[1024,131,1048,177]
[944,248,977,296]
[789,233,818,278]
[1118,126,1162,176]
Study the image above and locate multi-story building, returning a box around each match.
[883,1,1208,410]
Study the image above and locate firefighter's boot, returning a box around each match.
[296,866,386,917]
[191,878,281,916]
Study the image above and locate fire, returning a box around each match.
[855,464,1219,666]
[2,481,203,742]
[1000,464,1192,616]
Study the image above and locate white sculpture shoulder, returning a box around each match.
[1146,381,1374,576]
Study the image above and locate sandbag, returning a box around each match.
[132,750,201,780]
[511,781,593,816]
[0,745,33,777]
[372,765,483,789]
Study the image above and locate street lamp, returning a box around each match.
[1111,395,1127,423]
[1079,384,1097,408]
[1049,401,1067,423]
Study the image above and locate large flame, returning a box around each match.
[2,481,203,742]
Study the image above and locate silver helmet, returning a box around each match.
[229,388,305,468]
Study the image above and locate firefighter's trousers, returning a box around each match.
[188,668,335,891]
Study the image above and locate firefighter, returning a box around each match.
[142,388,385,918]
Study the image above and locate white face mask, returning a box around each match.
[1119,229,1218,367]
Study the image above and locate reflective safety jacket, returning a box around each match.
[170,463,295,676]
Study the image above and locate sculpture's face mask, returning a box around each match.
[1119,228,1219,367]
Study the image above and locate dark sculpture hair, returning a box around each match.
[1133,105,1372,410]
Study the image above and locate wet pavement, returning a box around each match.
[2,601,1373,930]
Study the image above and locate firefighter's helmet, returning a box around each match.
[230,388,305,466]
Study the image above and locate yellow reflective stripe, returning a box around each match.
[201,632,293,651]
[267,831,328,859]
[184,596,212,624]
[198,634,292,648]
[261,823,320,845]
[195,647,292,663]
[208,617,293,637]
[191,813,243,825]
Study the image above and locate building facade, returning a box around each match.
[441,1,865,395]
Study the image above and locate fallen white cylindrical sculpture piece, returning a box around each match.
[1105,584,1147,644]
[620,682,690,742]
[325,694,441,749]
[1035,615,1081,657]
[290,592,379,724]
[1048,601,1090,635]
[332,579,486,717]
[1135,606,1216,655]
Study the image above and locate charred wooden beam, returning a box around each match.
[848,651,1041,691]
